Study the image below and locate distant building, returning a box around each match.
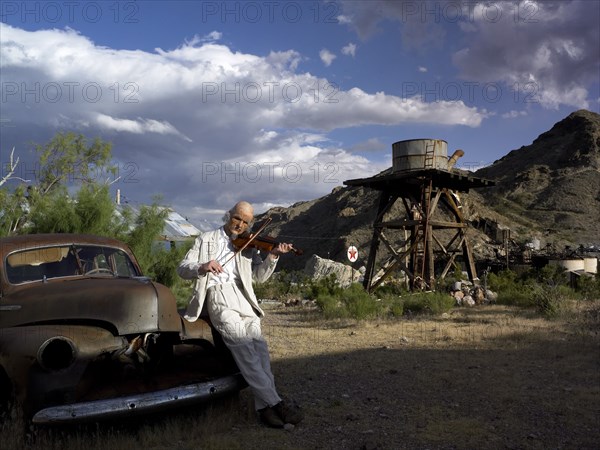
[160,208,201,242]
[115,189,201,242]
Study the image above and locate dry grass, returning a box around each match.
[2,301,599,449]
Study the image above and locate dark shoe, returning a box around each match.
[274,401,304,425]
[258,406,284,428]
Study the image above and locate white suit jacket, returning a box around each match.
[177,228,278,321]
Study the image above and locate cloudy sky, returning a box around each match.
[1,1,598,228]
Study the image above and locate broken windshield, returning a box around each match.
[5,245,140,284]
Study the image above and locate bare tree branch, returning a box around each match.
[0,147,31,187]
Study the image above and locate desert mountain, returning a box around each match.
[258,109,600,272]
[475,109,600,244]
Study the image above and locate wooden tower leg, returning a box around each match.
[426,223,435,289]
[462,231,479,284]
[363,190,394,291]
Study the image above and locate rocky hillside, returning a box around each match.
[475,109,600,244]
[258,110,600,272]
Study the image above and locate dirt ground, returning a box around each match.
[4,301,599,450]
[228,302,600,450]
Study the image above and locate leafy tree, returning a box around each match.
[0,185,27,236]
[35,132,116,195]
[25,185,80,234]
[1,132,186,289]
[124,200,169,274]
[1,132,118,236]
[25,184,126,236]
[75,184,125,236]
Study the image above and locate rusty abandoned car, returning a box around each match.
[0,234,245,424]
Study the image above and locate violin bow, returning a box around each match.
[222,217,272,267]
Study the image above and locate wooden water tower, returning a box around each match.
[344,139,494,291]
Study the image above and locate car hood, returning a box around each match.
[0,277,182,335]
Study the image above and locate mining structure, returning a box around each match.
[345,139,494,292]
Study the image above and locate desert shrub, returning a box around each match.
[253,276,291,300]
[486,265,596,318]
[424,291,456,315]
[378,294,405,317]
[488,270,537,307]
[400,291,454,315]
[342,283,382,320]
[374,279,408,297]
[533,265,577,316]
[252,270,308,300]
[314,283,382,320]
[574,272,600,301]
[315,294,347,319]
[533,264,569,286]
[496,286,537,307]
[173,280,195,309]
[389,299,404,317]
[306,273,343,299]
[534,284,570,318]
[402,295,427,314]
[528,265,581,317]
[487,269,519,291]
[147,243,191,287]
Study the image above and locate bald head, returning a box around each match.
[231,201,254,217]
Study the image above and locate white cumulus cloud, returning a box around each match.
[319,48,337,66]
[0,22,488,225]
[341,43,357,57]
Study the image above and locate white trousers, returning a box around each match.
[207,282,281,410]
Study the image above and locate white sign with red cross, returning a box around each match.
[347,245,358,263]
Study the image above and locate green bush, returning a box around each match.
[315,294,347,319]
[496,285,537,307]
[314,283,455,319]
[534,285,570,318]
[401,292,455,315]
[257,263,597,322]
[488,270,537,307]
[424,291,456,315]
[402,295,428,314]
[574,272,600,301]
[486,266,594,317]
[374,280,408,297]
[487,269,519,291]
[253,270,313,300]
[529,265,579,317]
[306,273,343,299]
[378,294,404,317]
[342,284,381,320]
[172,281,194,309]
[390,300,404,317]
[314,283,382,320]
[534,264,569,286]
[253,276,291,300]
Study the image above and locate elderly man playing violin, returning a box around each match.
[177,201,303,428]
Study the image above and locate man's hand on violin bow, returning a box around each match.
[200,260,224,275]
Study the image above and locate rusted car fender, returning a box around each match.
[0,325,127,405]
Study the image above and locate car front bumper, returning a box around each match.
[32,373,247,424]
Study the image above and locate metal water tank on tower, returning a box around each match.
[392,139,449,172]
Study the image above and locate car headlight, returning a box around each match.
[37,337,77,371]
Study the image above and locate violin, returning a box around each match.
[232,234,303,256]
